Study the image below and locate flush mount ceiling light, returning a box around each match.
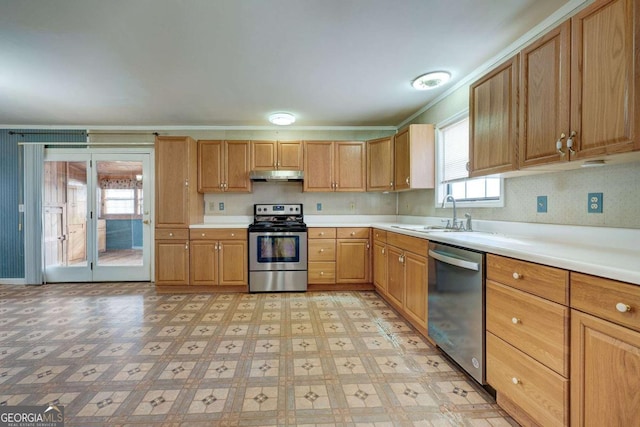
[411,71,451,90]
[268,112,296,126]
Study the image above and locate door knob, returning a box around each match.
[143,220,150,225]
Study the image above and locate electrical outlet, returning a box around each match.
[208,201,216,212]
[316,203,322,211]
[588,192,603,213]
[349,202,355,211]
[219,202,225,211]
[536,196,547,213]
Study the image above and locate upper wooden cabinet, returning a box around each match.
[366,135,394,192]
[469,56,519,177]
[155,136,203,228]
[251,140,303,171]
[303,141,366,192]
[520,0,639,168]
[198,140,252,193]
[393,124,435,191]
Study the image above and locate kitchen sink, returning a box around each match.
[390,225,461,233]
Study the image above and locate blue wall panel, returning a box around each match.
[0,129,86,279]
[106,219,143,250]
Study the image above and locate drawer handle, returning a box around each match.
[319,232,325,236]
[511,317,521,324]
[350,231,355,236]
[512,272,522,280]
[616,302,631,313]
[512,377,521,385]
[169,232,174,237]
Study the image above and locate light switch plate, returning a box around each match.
[588,192,603,213]
[537,196,547,213]
[219,202,225,211]
[316,203,322,211]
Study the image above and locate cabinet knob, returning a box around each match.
[511,317,521,324]
[616,302,631,313]
[169,232,174,237]
[231,233,235,237]
[512,272,522,280]
[320,249,324,253]
[350,231,355,236]
[511,377,521,385]
[382,248,385,255]
[405,177,410,185]
[201,233,206,237]
[320,271,324,276]
[319,232,324,236]
[390,182,393,186]
[185,244,189,250]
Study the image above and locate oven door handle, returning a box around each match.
[429,249,479,271]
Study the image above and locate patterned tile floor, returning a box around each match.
[0,283,516,426]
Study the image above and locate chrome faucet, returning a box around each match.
[441,194,458,229]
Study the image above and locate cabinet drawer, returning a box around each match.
[487,332,569,427]
[487,254,568,305]
[571,272,640,333]
[156,228,189,240]
[308,227,336,239]
[373,229,387,242]
[337,227,369,239]
[190,228,246,240]
[387,232,428,257]
[308,262,336,284]
[308,240,336,261]
[487,281,569,376]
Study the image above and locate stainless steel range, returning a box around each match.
[248,204,308,292]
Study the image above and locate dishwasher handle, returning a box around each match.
[429,249,480,271]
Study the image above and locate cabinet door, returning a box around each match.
[198,140,224,193]
[469,56,519,177]
[218,239,248,285]
[367,136,394,191]
[386,246,405,308]
[156,137,192,225]
[303,141,334,192]
[155,240,189,285]
[570,0,639,159]
[404,252,428,326]
[336,239,370,283]
[277,141,303,170]
[190,241,218,286]
[519,22,571,168]
[373,241,387,294]
[334,141,366,192]
[394,128,411,190]
[251,140,277,170]
[225,141,252,192]
[571,310,640,427]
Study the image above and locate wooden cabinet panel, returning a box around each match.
[251,140,277,170]
[190,241,218,286]
[155,239,189,285]
[336,227,369,239]
[570,0,640,159]
[308,227,336,239]
[387,232,428,257]
[487,254,569,304]
[198,140,224,192]
[570,272,640,332]
[156,228,189,240]
[487,281,569,376]
[308,262,336,284]
[308,240,336,262]
[334,141,366,192]
[336,239,370,283]
[277,141,303,170]
[225,141,251,192]
[519,21,571,168]
[393,124,435,190]
[404,252,427,325]
[386,245,405,308]
[303,141,365,192]
[570,309,640,427]
[190,228,246,241]
[218,239,248,285]
[156,136,201,227]
[469,56,519,177]
[487,332,569,427]
[372,240,387,294]
[367,136,394,191]
[303,141,334,191]
[373,229,387,242]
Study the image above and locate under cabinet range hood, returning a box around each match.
[249,170,304,182]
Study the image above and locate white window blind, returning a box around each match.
[441,117,469,182]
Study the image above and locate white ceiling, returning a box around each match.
[1,0,579,128]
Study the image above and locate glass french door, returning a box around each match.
[43,149,152,282]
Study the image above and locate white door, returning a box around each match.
[43,149,153,282]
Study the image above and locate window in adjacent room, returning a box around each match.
[103,188,143,216]
[436,111,503,207]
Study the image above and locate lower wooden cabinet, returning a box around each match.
[189,229,247,286]
[570,272,640,427]
[308,228,337,285]
[372,230,388,295]
[155,228,190,286]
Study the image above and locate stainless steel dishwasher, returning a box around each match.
[428,241,485,384]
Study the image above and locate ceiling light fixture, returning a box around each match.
[411,71,451,90]
[268,112,296,126]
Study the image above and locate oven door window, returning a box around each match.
[257,236,300,263]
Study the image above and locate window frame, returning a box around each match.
[435,110,504,209]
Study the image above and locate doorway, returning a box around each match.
[43,149,153,282]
